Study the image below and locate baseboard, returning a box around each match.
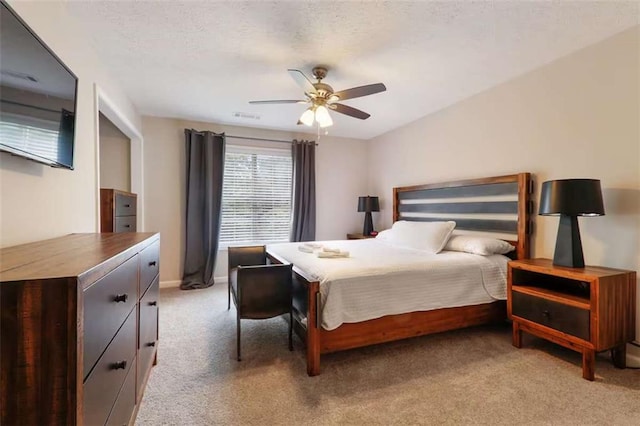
[160,280,181,288]
[160,277,228,289]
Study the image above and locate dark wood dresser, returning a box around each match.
[100,189,137,232]
[0,233,160,425]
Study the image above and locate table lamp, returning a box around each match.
[358,196,379,236]
[538,179,604,268]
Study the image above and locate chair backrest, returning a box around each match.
[228,245,267,271]
[236,264,293,320]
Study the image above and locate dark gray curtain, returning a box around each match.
[181,130,226,290]
[290,139,316,242]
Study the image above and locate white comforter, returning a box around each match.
[267,239,509,330]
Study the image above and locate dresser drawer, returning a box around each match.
[106,356,137,426]
[83,310,137,426]
[512,291,590,340]
[138,275,159,399]
[114,216,137,233]
[140,239,160,294]
[83,254,138,378]
[139,275,159,349]
[114,192,136,217]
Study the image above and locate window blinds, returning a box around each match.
[220,146,292,246]
[0,113,60,162]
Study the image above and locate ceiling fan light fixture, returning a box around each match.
[319,116,333,128]
[250,66,386,127]
[315,105,333,127]
[300,108,315,126]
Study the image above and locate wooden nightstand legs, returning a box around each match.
[512,322,522,348]
[582,349,595,381]
[582,345,628,381]
[611,345,626,369]
[512,321,596,381]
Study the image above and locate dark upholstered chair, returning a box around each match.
[228,245,293,361]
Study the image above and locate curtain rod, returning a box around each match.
[226,135,318,146]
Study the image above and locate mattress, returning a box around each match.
[267,239,510,330]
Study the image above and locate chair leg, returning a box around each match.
[236,313,241,361]
[288,310,293,351]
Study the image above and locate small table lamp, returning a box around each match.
[358,196,380,236]
[538,179,605,268]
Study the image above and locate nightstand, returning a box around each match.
[508,258,636,381]
[346,233,374,240]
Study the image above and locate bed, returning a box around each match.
[267,173,533,376]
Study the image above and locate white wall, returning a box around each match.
[368,27,640,356]
[99,113,131,191]
[142,117,369,286]
[0,1,140,247]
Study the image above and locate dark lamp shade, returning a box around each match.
[357,196,380,213]
[538,178,605,268]
[539,179,605,217]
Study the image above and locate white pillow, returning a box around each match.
[444,235,515,256]
[387,220,456,253]
[374,229,394,242]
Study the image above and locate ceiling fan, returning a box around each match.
[249,66,386,128]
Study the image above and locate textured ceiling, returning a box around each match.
[67,1,638,140]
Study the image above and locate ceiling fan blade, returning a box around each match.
[249,100,307,104]
[333,83,386,101]
[331,103,371,120]
[288,69,317,95]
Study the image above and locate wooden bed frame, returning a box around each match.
[267,173,533,376]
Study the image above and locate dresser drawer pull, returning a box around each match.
[148,261,157,267]
[113,294,128,303]
[124,204,130,208]
[542,310,550,318]
[146,342,156,347]
[148,301,157,306]
[124,224,130,228]
[111,360,127,370]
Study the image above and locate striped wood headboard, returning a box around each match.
[393,173,533,259]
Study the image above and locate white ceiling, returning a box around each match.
[67,1,638,140]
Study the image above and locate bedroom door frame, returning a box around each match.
[93,83,145,231]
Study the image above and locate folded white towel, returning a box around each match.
[304,242,323,249]
[322,247,341,253]
[298,245,314,253]
[316,250,350,258]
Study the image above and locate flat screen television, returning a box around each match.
[0,1,78,169]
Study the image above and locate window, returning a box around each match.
[0,112,60,162]
[220,145,292,246]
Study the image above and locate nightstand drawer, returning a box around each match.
[512,291,590,340]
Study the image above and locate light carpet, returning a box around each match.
[136,284,640,425]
